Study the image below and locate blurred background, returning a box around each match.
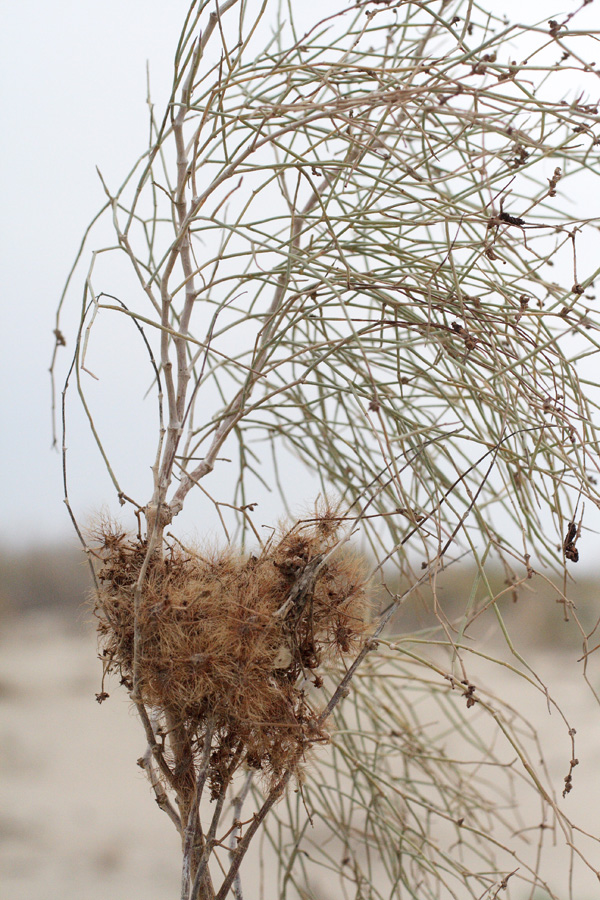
[2,1,600,897]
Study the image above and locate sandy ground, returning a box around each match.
[3,611,600,899]
[1,613,182,900]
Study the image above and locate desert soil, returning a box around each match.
[2,612,600,899]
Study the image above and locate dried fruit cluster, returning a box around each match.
[93,512,371,791]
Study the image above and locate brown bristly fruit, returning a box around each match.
[92,508,372,796]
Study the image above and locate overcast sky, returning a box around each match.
[2,0,342,550]
[2,0,599,558]
[1,2,187,547]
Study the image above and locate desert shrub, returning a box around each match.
[53,1,600,897]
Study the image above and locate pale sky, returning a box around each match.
[1,0,334,549]
[2,0,599,556]
[2,1,191,546]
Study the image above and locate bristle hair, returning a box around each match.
[92,508,371,792]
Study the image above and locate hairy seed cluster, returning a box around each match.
[92,512,371,791]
